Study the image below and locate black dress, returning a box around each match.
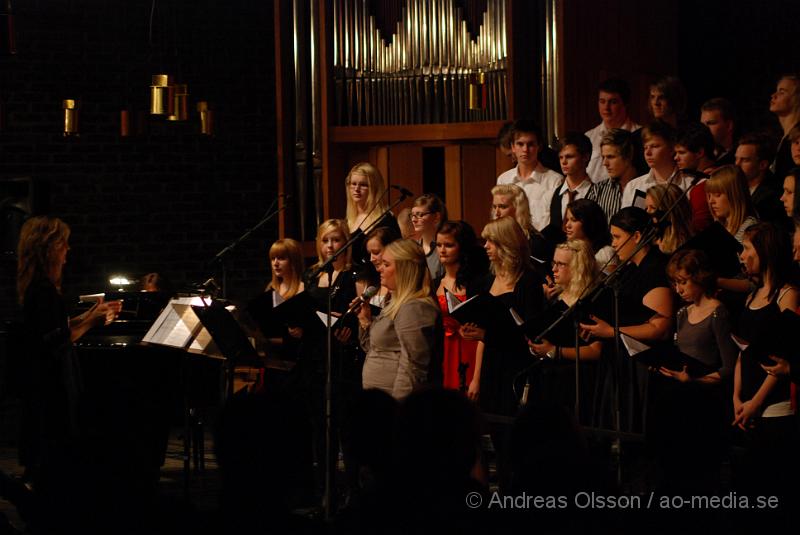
[594,248,670,433]
[734,288,796,496]
[19,277,81,474]
[302,267,360,376]
[649,304,738,492]
[528,298,598,423]
[477,268,544,417]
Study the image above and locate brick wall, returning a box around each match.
[0,0,277,317]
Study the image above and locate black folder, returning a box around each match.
[447,292,509,330]
[742,308,800,366]
[633,344,717,377]
[679,222,743,277]
[246,290,320,336]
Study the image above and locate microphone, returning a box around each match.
[390,185,415,198]
[198,277,219,296]
[344,286,378,316]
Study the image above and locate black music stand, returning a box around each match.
[191,300,260,397]
[142,296,258,497]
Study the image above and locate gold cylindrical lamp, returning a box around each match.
[150,74,171,115]
[197,101,213,135]
[468,71,486,110]
[63,99,79,136]
[167,84,188,121]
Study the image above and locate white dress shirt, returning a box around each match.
[585,119,641,183]
[497,163,564,231]
[621,168,690,209]
[556,178,595,220]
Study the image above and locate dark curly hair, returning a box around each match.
[437,220,488,291]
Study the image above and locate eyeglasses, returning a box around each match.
[410,211,432,219]
[551,260,569,270]
[349,182,369,190]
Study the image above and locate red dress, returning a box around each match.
[437,293,478,391]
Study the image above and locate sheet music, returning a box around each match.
[730,334,748,351]
[443,288,463,312]
[142,297,204,347]
[316,311,339,326]
[509,307,524,326]
[632,189,648,210]
[620,333,650,356]
[444,289,477,313]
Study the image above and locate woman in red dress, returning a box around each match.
[433,221,489,392]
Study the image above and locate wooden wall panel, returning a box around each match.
[495,148,514,179]
[444,145,463,220]
[387,145,423,213]
[560,0,678,133]
[461,144,498,233]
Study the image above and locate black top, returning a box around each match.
[617,248,670,327]
[477,268,544,415]
[303,267,358,316]
[736,289,792,407]
[751,178,790,228]
[531,298,594,349]
[349,212,402,268]
[302,267,360,374]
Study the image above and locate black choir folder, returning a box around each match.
[621,333,716,377]
[678,222,743,277]
[742,308,800,366]
[445,290,512,330]
[247,290,320,334]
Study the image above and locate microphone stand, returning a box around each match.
[529,175,702,485]
[209,196,290,298]
[316,189,412,520]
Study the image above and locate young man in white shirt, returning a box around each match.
[585,79,641,183]
[622,121,686,209]
[496,119,563,231]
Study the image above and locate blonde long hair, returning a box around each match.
[381,239,435,320]
[481,216,530,284]
[646,183,693,253]
[16,216,71,304]
[705,165,756,236]
[268,238,304,298]
[555,239,598,304]
[490,184,536,238]
[345,162,389,230]
[311,219,352,271]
